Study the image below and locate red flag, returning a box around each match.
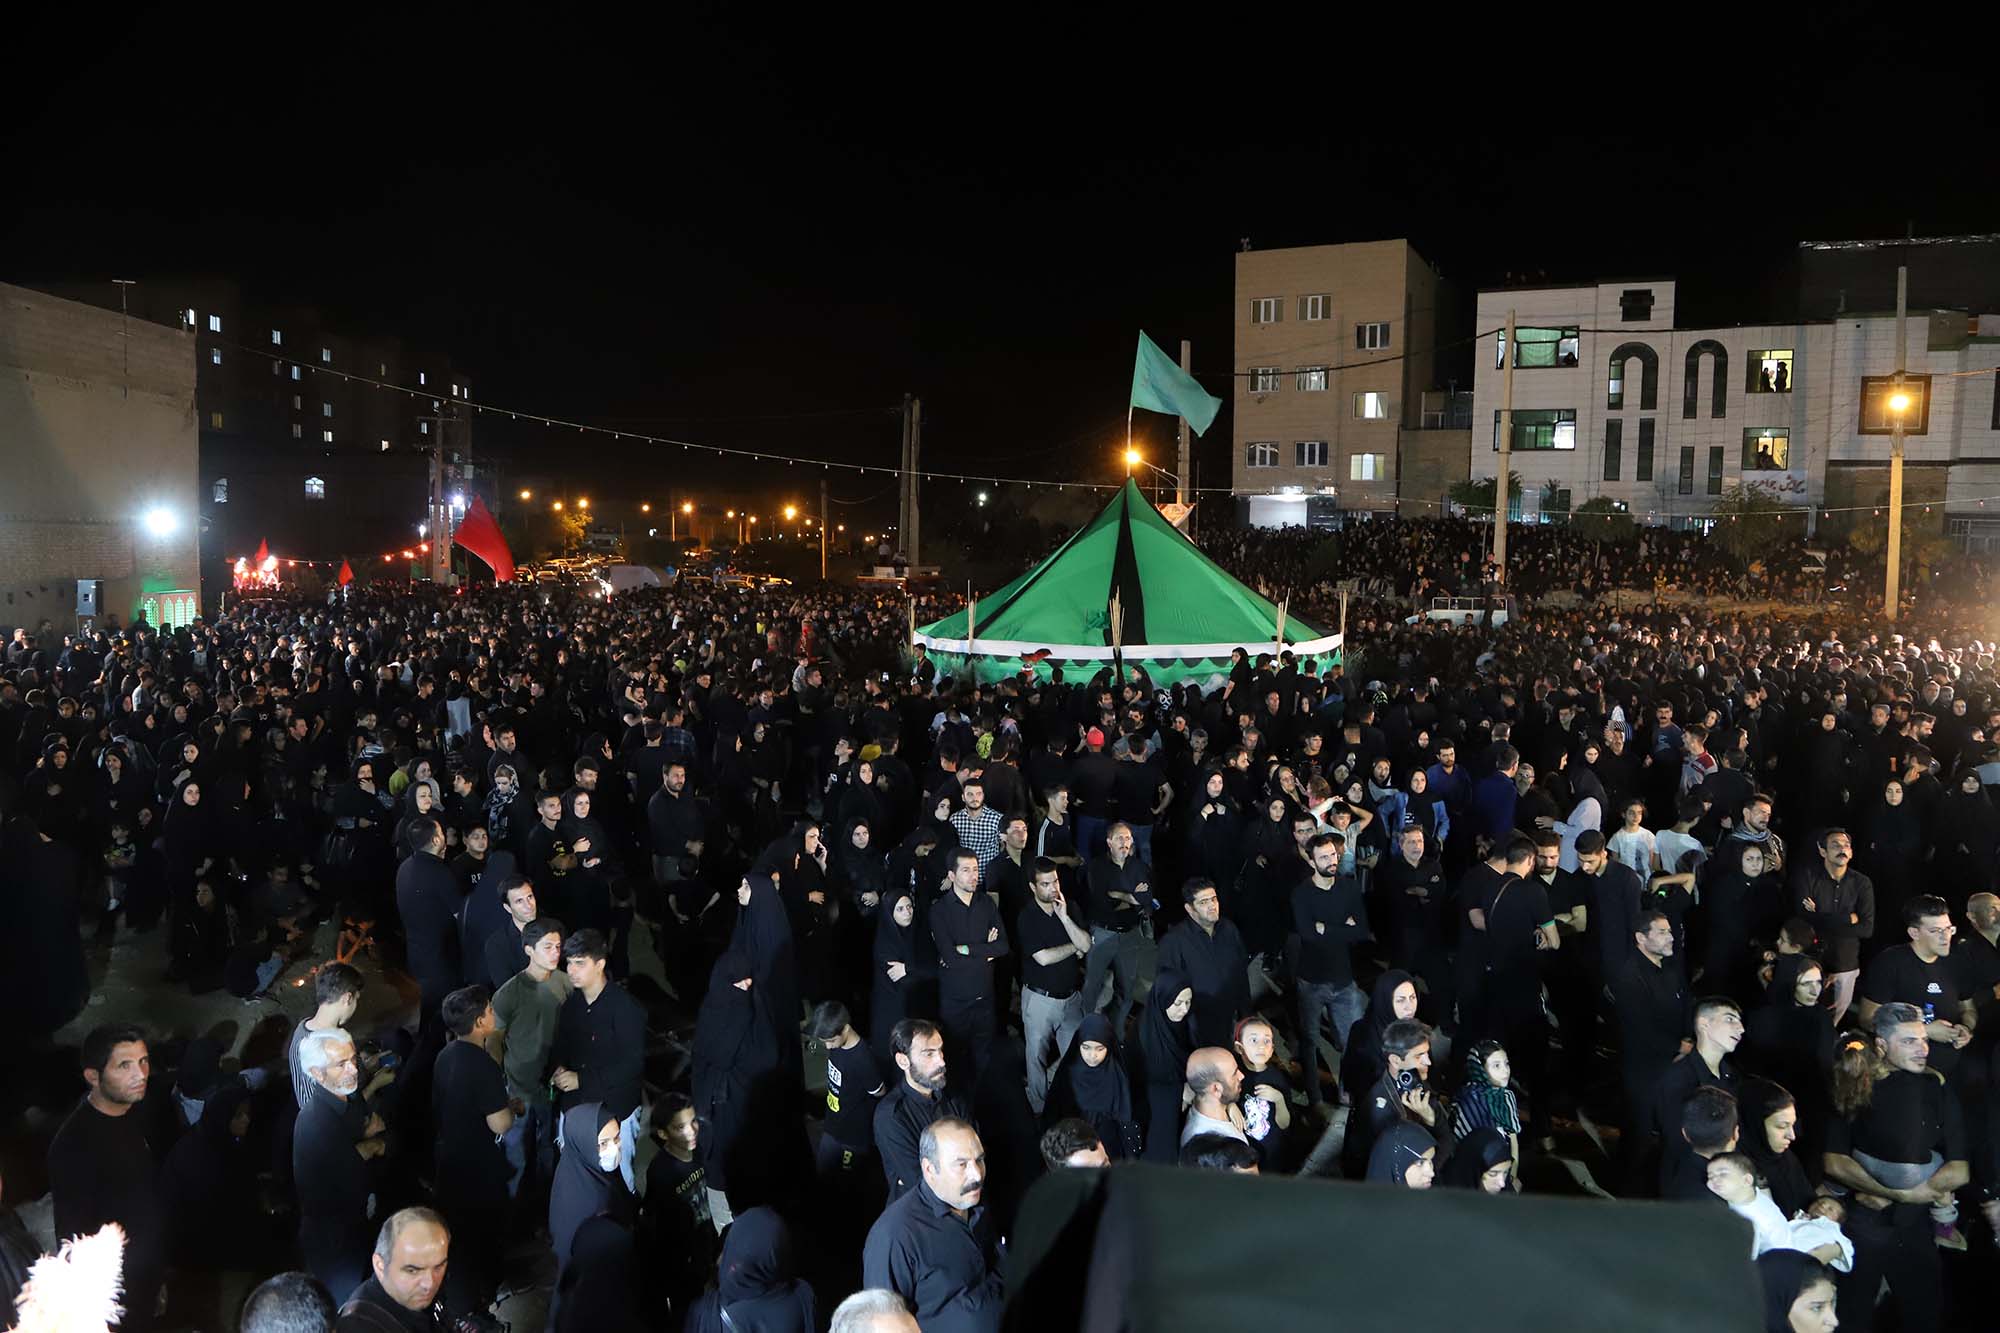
[451,495,516,582]
[337,559,354,587]
[253,539,270,566]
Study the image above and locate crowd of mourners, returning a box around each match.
[4,543,2000,1333]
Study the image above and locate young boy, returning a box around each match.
[1607,799,1658,880]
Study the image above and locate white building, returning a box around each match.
[1467,279,2000,536]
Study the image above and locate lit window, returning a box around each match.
[1354,391,1390,420]
[184,308,196,327]
[1295,366,1328,392]
[1496,326,1580,368]
[379,363,388,376]
[211,348,222,365]
[209,411,225,429]
[271,330,282,346]
[1250,298,1281,325]
[1491,408,1577,450]
[291,424,303,439]
[322,429,334,443]
[304,476,325,500]
[1743,428,1791,470]
[212,478,229,504]
[419,371,428,385]
[380,439,391,452]
[1298,294,1327,322]
[1356,322,1391,350]
[322,402,333,417]
[1245,441,1279,468]
[208,314,221,333]
[1296,440,1328,467]
[293,394,302,410]
[1349,453,1387,481]
[1748,349,1793,394]
[1250,367,1282,393]
[291,366,300,381]
[320,347,332,363]
[420,421,430,435]
[451,383,460,396]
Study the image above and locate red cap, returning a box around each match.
[1086,726,1106,747]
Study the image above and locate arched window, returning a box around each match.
[1607,342,1658,411]
[1684,340,1728,419]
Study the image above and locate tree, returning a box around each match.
[1448,471,1523,518]
[1572,496,1637,543]
[1708,482,1807,567]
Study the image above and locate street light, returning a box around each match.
[518,489,532,501]
[552,500,564,511]
[1124,447,1141,473]
[1889,391,1912,413]
[641,502,652,514]
[577,497,590,511]
[784,504,798,521]
[140,506,178,538]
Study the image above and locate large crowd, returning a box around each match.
[4,532,2000,1333]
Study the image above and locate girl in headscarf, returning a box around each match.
[394,780,445,862]
[755,824,834,1005]
[835,757,885,834]
[1184,769,1244,909]
[1860,777,1924,960]
[1741,956,1835,1165]
[870,891,932,1070]
[1340,970,1418,1101]
[730,875,800,1050]
[548,1102,636,1332]
[1553,758,1605,872]
[1698,840,1777,1002]
[552,1216,645,1333]
[1754,1251,1838,1333]
[1131,971,1195,1163]
[1364,1121,1438,1188]
[1451,1039,1522,1164]
[1438,1125,1514,1193]
[1045,1013,1143,1159]
[680,1207,816,1333]
[1238,797,1300,964]
[558,787,616,937]
[1930,769,2000,897]
[690,952,784,1224]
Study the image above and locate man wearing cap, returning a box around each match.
[1069,726,1118,860]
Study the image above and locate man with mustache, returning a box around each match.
[861,1117,1003,1332]
[295,1027,389,1301]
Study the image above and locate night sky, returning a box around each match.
[6,7,1993,523]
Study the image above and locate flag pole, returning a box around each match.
[1109,590,1125,686]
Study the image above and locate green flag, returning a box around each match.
[1130,331,1221,437]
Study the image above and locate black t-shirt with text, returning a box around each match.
[824,1039,887,1150]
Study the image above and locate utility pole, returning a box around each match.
[909,397,923,567]
[1885,265,1908,621]
[428,404,452,584]
[1176,339,1192,508]
[819,476,829,580]
[1493,308,1515,585]
[113,279,135,398]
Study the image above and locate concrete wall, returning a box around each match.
[1232,240,1424,510]
[1397,427,1472,516]
[0,282,199,632]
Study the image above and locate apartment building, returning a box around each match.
[1232,239,1454,527]
[1466,272,2000,536]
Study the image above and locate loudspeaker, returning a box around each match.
[76,579,102,616]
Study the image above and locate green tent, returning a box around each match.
[914,480,1341,687]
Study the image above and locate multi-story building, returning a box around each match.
[1466,268,2000,536]
[44,278,478,595]
[1231,238,1458,527]
[0,282,201,630]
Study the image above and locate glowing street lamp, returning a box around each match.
[519,489,532,501]
[141,507,179,538]
[641,502,652,514]
[577,497,590,511]
[1124,447,1141,474]
[783,504,798,521]
[552,500,564,511]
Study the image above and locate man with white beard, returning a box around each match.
[294,1028,390,1301]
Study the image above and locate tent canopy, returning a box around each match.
[915,481,1337,686]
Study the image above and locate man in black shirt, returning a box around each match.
[430,987,512,1307]
[1291,832,1370,1111]
[1081,822,1150,1032]
[1824,1002,1969,1328]
[47,1025,169,1329]
[1110,736,1171,864]
[1660,1086,1738,1202]
[1576,830,1643,997]
[931,848,1009,1087]
[807,1001,888,1221]
[296,1028,387,1301]
[453,826,520,990]
[1653,997,1742,1198]
[551,928,647,1187]
[1792,827,1874,1023]
[1611,909,1689,1189]
[1856,894,1978,1078]
[1156,876,1251,1049]
[1018,858,1091,1116]
[479,874,539,992]
[335,1208,454,1333]
[873,1019,967,1199]
[862,1118,1004,1333]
